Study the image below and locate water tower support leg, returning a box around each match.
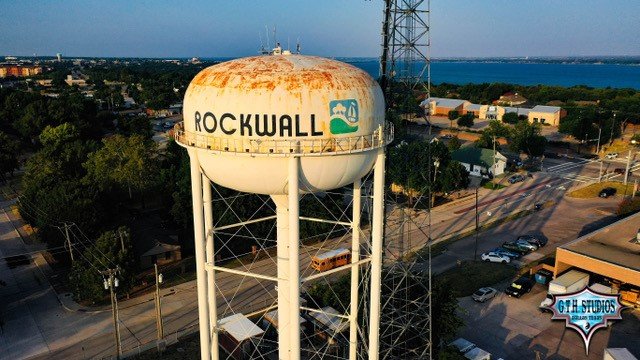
[202,176,219,360]
[369,148,385,360]
[188,154,211,360]
[288,156,301,360]
[349,178,362,359]
[273,193,291,359]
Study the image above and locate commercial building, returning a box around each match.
[0,65,43,78]
[64,74,88,87]
[451,147,507,178]
[554,211,640,292]
[495,92,528,106]
[527,105,566,126]
[423,97,469,116]
[422,97,566,126]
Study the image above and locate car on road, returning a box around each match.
[508,174,525,184]
[505,276,535,298]
[605,153,618,159]
[491,247,521,260]
[514,238,538,251]
[481,251,511,264]
[501,241,532,255]
[599,187,617,198]
[517,234,547,248]
[472,287,498,302]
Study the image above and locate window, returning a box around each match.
[533,117,539,122]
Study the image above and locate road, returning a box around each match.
[0,168,621,359]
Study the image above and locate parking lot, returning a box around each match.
[457,279,640,359]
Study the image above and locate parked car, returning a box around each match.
[472,287,498,302]
[599,187,617,198]
[514,238,538,251]
[481,251,511,264]
[508,174,525,184]
[162,121,174,129]
[505,276,535,298]
[491,247,521,260]
[502,241,531,255]
[517,234,547,248]
[605,153,618,159]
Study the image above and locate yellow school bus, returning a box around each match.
[311,248,352,272]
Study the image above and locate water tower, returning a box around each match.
[175,54,392,360]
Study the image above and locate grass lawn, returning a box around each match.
[482,182,506,190]
[568,181,635,199]
[436,260,517,297]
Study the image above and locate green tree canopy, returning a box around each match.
[456,113,474,128]
[509,121,547,156]
[502,112,519,124]
[0,131,20,179]
[84,134,158,198]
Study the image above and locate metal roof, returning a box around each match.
[219,313,264,342]
[502,107,532,116]
[307,306,349,333]
[464,103,482,111]
[532,105,562,113]
[427,97,468,109]
[263,309,307,328]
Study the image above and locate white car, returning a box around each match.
[472,287,498,302]
[605,153,618,159]
[481,251,511,264]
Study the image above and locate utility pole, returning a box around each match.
[154,263,164,340]
[473,187,479,261]
[610,112,616,145]
[103,268,122,359]
[599,160,604,183]
[625,149,632,185]
[118,229,126,253]
[492,135,497,189]
[64,223,74,262]
[596,126,602,155]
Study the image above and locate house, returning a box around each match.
[140,240,181,268]
[421,97,470,116]
[218,313,265,360]
[495,92,528,106]
[527,105,567,126]
[451,147,507,178]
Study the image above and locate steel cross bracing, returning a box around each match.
[379,0,433,358]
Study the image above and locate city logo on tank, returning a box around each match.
[544,287,625,354]
[329,99,359,135]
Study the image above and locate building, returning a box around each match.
[422,97,470,116]
[0,65,42,78]
[502,106,532,119]
[463,103,483,118]
[554,212,640,292]
[64,74,88,87]
[139,241,182,268]
[495,92,528,106]
[451,147,507,178]
[527,105,567,126]
[218,313,265,360]
[307,306,349,345]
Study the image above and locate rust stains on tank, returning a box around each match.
[189,55,376,92]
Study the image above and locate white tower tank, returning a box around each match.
[176,54,392,360]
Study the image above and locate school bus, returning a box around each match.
[311,248,352,272]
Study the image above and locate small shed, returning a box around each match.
[262,308,307,332]
[464,347,491,360]
[307,306,349,344]
[140,241,181,268]
[218,313,265,360]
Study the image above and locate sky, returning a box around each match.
[1,0,639,58]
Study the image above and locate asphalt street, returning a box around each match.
[0,167,626,360]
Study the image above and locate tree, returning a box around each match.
[447,136,461,151]
[69,226,136,302]
[502,112,519,124]
[448,110,459,128]
[84,134,158,199]
[456,113,474,128]
[510,120,547,156]
[388,140,469,206]
[432,280,464,350]
[0,131,20,180]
